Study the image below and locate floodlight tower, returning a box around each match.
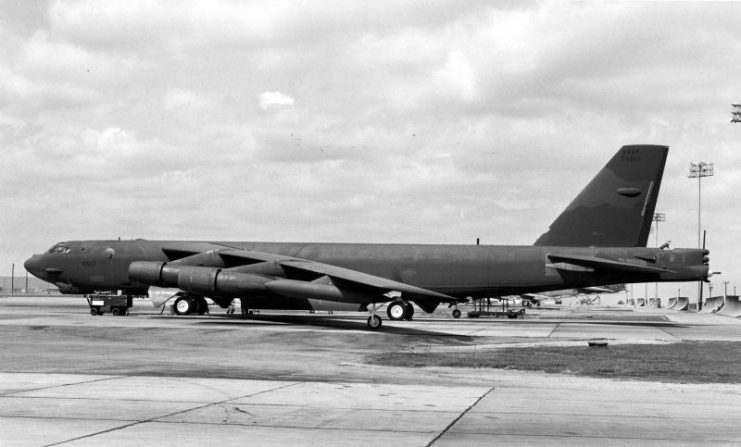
[653,212,665,303]
[733,105,740,300]
[688,162,713,311]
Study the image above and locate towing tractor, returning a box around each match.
[88,293,132,316]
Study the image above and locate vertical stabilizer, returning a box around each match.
[534,144,668,247]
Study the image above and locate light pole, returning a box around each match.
[732,105,740,300]
[688,162,713,311]
[653,213,665,306]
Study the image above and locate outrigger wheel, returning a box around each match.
[367,302,383,329]
[367,314,382,329]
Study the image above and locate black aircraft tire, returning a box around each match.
[111,307,121,316]
[367,315,382,330]
[387,302,406,320]
[403,303,414,320]
[174,296,193,315]
[90,309,98,316]
[452,309,462,319]
[196,297,208,315]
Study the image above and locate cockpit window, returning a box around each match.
[46,243,71,254]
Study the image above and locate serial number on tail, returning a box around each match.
[620,148,641,162]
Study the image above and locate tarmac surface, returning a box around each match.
[2,296,741,446]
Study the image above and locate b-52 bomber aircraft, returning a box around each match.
[25,145,709,329]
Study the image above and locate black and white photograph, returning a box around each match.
[2,1,741,445]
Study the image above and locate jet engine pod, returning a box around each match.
[214,270,271,296]
[175,266,270,297]
[129,261,166,286]
[177,265,219,296]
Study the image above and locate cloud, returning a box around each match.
[1,1,741,297]
[258,91,295,110]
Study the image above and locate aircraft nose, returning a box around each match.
[24,255,58,279]
[24,255,38,273]
[24,255,44,277]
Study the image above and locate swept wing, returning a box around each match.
[131,246,459,310]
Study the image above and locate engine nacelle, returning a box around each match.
[177,265,219,296]
[129,261,270,297]
[129,261,166,286]
[178,266,271,297]
[214,270,272,296]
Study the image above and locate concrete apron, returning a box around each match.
[2,372,741,446]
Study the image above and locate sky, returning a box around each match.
[2,0,740,300]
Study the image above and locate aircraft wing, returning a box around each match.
[547,253,676,274]
[198,246,459,304]
[277,259,457,301]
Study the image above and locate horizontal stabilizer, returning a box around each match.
[547,253,675,274]
[579,284,626,294]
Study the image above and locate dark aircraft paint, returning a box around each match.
[24,145,709,317]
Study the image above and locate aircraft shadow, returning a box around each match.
[189,314,474,339]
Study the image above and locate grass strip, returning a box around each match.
[367,341,741,383]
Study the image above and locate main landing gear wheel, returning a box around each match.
[174,296,193,315]
[367,314,382,329]
[452,309,462,319]
[195,297,208,315]
[403,303,414,320]
[387,302,406,321]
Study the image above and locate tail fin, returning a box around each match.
[533,144,668,247]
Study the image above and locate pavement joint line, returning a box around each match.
[147,419,438,433]
[2,414,140,423]
[547,322,560,338]
[453,431,740,443]
[0,394,234,405]
[655,325,684,341]
[197,400,471,414]
[426,386,495,447]
[454,410,741,421]
[42,380,305,447]
[0,374,123,397]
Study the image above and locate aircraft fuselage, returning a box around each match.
[25,239,708,301]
